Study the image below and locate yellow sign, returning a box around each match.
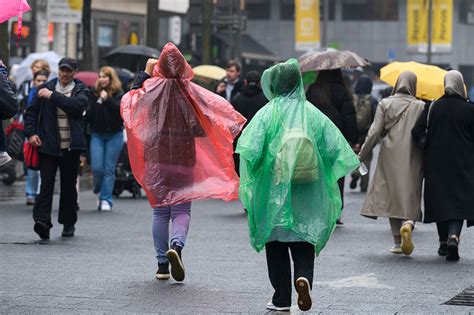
[295,0,320,51]
[407,0,452,53]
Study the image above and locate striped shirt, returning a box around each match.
[55,81,75,149]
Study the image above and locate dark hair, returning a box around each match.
[309,69,352,106]
[227,59,241,72]
[34,70,50,79]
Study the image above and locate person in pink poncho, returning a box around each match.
[121,42,246,282]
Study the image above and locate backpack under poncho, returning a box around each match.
[236,59,359,254]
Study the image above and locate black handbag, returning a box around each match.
[414,102,435,150]
[7,127,25,161]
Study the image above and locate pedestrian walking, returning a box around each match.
[17,59,51,114]
[24,57,89,240]
[0,60,18,166]
[86,66,124,211]
[215,59,244,101]
[23,70,50,205]
[230,70,268,175]
[358,71,425,255]
[236,59,359,312]
[413,70,474,261]
[121,43,245,282]
[349,75,378,192]
[305,69,358,225]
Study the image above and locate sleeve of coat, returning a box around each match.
[23,95,41,138]
[0,74,18,120]
[411,102,430,144]
[50,85,89,118]
[131,71,150,90]
[359,100,385,162]
[340,89,358,144]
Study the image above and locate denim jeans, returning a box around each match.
[152,202,192,264]
[90,131,124,206]
[25,168,40,198]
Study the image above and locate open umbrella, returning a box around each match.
[103,45,160,73]
[192,65,226,81]
[0,0,31,44]
[380,61,448,100]
[75,71,98,88]
[13,51,62,88]
[298,48,370,72]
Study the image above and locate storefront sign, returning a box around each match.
[407,0,452,53]
[48,0,83,24]
[295,0,320,51]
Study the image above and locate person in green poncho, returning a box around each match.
[236,59,359,312]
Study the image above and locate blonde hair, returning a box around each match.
[95,66,122,97]
[31,59,51,75]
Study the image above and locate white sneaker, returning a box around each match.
[100,200,111,211]
[0,152,12,166]
[390,244,403,254]
[266,302,291,312]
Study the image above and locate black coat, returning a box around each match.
[0,71,17,120]
[306,83,358,144]
[86,90,124,133]
[413,94,474,226]
[216,78,244,101]
[231,84,268,122]
[24,78,90,156]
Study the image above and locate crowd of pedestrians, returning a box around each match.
[2,42,474,312]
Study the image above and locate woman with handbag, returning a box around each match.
[414,70,474,261]
[23,70,50,205]
[86,66,124,211]
[358,71,425,256]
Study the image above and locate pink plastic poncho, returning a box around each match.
[121,43,246,208]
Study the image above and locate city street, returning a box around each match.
[1,172,474,314]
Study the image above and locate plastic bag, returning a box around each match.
[236,59,359,254]
[120,43,246,207]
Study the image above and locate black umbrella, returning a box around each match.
[104,45,160,73]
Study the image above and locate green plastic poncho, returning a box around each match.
[236,59,359,255]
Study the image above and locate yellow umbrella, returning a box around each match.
[380,61,447,100]
[192,65,226,81]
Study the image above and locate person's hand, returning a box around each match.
[29,135,42,147]
[145,58,158,76]
[99,90,108,100]
[38,88,53,99]
[0,59,4,67]
[216,82,226,94]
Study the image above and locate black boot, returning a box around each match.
[446,237,460,261]
[62,225,75,237]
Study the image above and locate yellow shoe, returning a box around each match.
[400,224,414,256]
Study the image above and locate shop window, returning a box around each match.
[246,0,271,20]
[459,0,474,24]
[280,0,335,21]
[342,0,398,21]
[98,25,115,47]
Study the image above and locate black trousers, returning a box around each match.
[338,177,345,210]
[436,220,464,242]
[33,150,81,227]
[265,241,315,307]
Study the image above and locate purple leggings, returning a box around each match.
[152,202,191,264]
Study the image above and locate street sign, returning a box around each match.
[47,0,82,24]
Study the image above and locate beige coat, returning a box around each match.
[359,93,425,221]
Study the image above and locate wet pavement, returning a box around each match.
[1,161,474,313]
